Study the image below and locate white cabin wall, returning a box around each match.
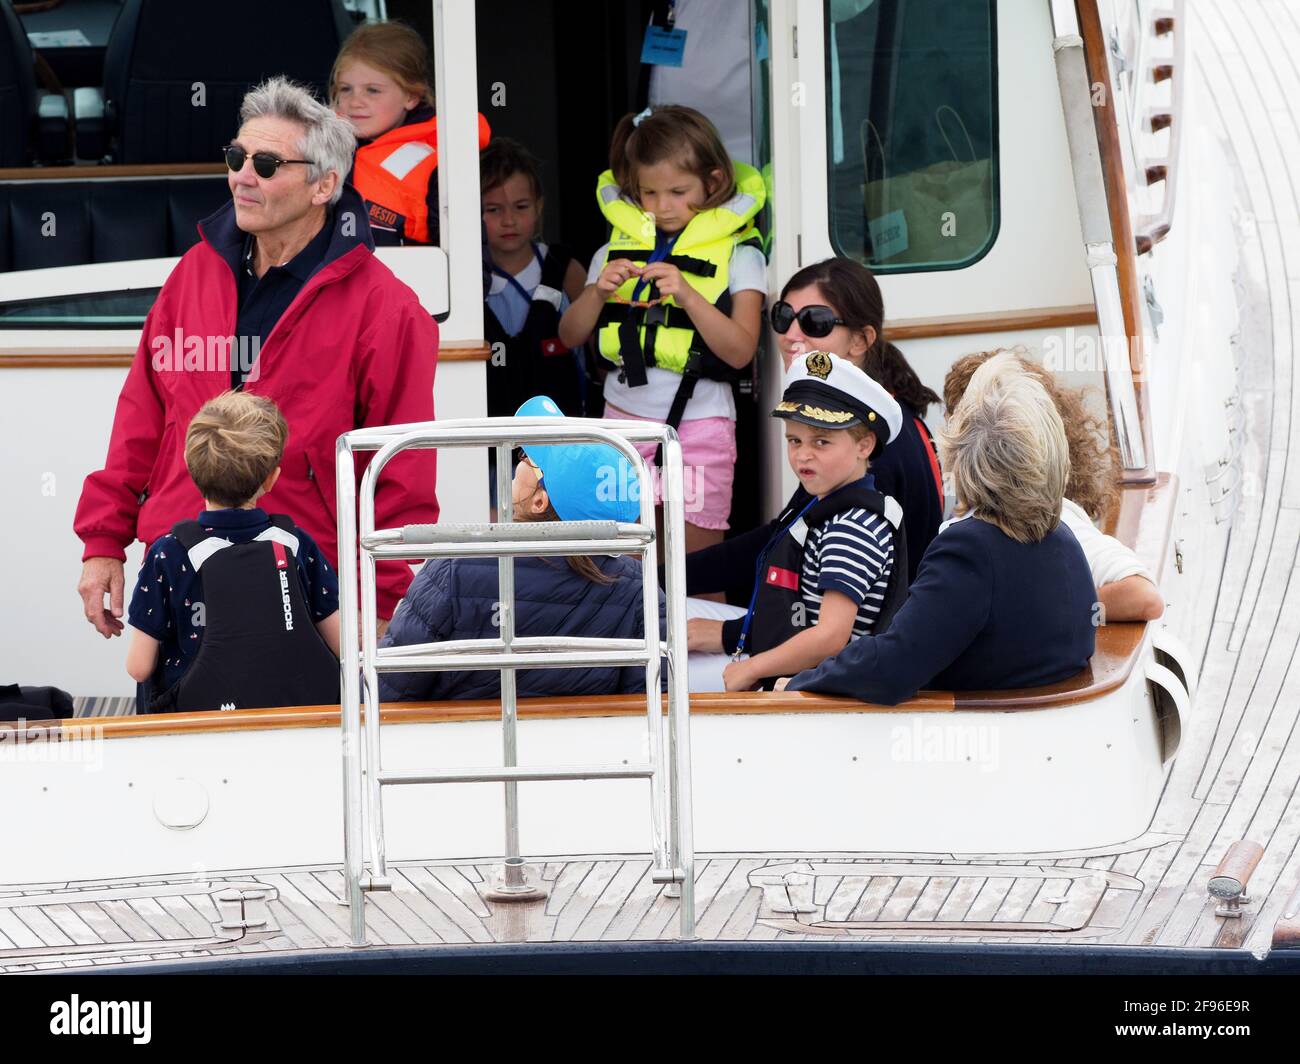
[0,360,486,698]
[763,0,1100,513]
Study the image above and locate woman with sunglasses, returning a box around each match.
[770,258,945,584]
[684,257,942,606]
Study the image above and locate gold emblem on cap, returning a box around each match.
[800,406,854,423]
[805,351,833,380]
[869,411,877,421]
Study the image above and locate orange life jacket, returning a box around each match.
[351,112,490,244]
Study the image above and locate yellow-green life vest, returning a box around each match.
[594,161,766,386]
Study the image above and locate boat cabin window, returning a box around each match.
[826,0,999,271]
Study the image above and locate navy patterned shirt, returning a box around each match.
[127,507,339,689]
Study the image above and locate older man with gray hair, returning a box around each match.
[75,77,438,681]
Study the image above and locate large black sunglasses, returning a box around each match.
[223,144,315,179]
[770,300,847,338]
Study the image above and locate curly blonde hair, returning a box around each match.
[941,353,1070,544]
[943,347,1119,524]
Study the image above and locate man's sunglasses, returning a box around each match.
[770,301,847,338]
[223,145,315,179]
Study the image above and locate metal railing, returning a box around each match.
[334,417,695,946]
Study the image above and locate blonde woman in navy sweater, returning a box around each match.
[779,353,1096,704]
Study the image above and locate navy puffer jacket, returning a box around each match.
[379,554,665,701]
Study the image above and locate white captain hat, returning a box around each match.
[772,350,903,447]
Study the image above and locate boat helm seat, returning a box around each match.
[0,0,71,165]
[0,174,228,272]
[92,0,355,163]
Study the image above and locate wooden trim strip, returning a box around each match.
[1077,0,1158,485]
[42,691,953,741]
[1,341,492,369]
[438,341,491,362]
[0,163,226,182]
[0,353,135,368]
[886,304,1097,341]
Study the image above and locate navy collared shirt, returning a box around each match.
[127,507,339,690]
[232,213,334,387]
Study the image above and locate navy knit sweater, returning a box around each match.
[787,515,1096,704]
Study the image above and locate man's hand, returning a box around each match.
[773,677,792,692]
[376,617,390,641]
[78,557,125,638]
[686,617,724,653]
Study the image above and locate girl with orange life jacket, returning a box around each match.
[331,21,490,245]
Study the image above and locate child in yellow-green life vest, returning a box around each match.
[558,105,767,554]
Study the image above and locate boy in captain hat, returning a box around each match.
[685,351,909,691]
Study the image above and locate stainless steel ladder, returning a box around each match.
[334,417,695,946]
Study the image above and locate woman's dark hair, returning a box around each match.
[780,257,941,417]
[481,136,544,199]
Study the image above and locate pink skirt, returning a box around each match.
[603,404,737,530]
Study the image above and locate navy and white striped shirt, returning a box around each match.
[800,507,896,638]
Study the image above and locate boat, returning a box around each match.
[2,0,1298,975]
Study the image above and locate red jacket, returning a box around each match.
[74,186,439,617]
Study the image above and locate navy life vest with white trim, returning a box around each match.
[484,244,583,417]
[149,515,339,713]
[741,482,909,668]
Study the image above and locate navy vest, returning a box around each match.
[485,245,583,417]
[729,482,909,677]
[149,515,340,713]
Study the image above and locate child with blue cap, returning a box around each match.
[379,396,663,702]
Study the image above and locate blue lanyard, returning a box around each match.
[631,230,679,303]
[491,243,545,306]
[733,498,817,659]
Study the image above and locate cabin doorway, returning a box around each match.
[405,0,765,547]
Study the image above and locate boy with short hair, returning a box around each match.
[481,137,589,418]
[125,391,341,712]
[685,351,907,691]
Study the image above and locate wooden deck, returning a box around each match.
[12,0,1300,969]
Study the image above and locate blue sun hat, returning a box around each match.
[514,396,641,523]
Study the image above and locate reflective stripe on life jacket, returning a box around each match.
[352,112,491,244]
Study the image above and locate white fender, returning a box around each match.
[1145,660,1191,764]
[1151,627,1198,701]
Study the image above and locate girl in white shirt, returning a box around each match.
[943,349,1164,622]
[559,105,766,554]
